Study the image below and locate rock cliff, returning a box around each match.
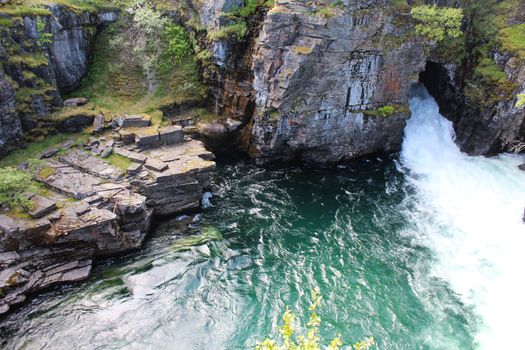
[0,5,117,152]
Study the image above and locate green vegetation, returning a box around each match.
[363,105,407,117]
[256,288,374,350]
[516,94,525,108]
[0,167,36,209]
[410,5,463,42]
[70,2,206,125]
[8,53,48,67]
[165,23,192,63]
[0,132,88,167]
[208,0,273,42]
[499,24,525,60]
[207,21,247,41]
[105,153,132,171]
[312,1,345,18]
[0,0,120,16]
[452,0,520,106]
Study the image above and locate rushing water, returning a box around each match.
[2,87,525,349]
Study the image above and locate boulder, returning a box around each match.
[159,126,184,145]
[93,114,105,133]
[518,164,525,171]
[63,97,88,107]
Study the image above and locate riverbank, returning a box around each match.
[0,116,215,315]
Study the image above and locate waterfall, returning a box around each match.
[400,85,525,348]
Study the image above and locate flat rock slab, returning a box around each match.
[128,151,147,164]
[29,195,57,219]
[159,126,183,145]
[39,161,102,199]
[116,115,151,128]
[145,158,168,172]
[127,163,143,175]
[61,149,123,180]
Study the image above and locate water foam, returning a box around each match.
[400,86,525,348]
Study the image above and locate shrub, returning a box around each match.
[410,5,463,42]
[256,288,374,350]
[165,23,191,63]
[0,167,35,210]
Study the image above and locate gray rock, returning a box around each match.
[159,126,184,145]
[63,97,88,107]
[519,164,525,171]
[145,158,168,172]
[127,163,143,175]
[93,114,105,133]
[40,148,58,159]
[128,151,147,164]
[28,196,57,219]
[116,115,151,128]
[100,147,112,158]
[135,132,159,149]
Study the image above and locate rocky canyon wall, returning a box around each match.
[0,6,117,155]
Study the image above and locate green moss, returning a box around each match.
[38,166,55,179]
[22,70,37,80]
[0,18,13,27]
[70,18,206,124]
[474,58,507,84]
[207,21,247,41]
[0,132,89,167]
[8,53,48,67]
[499,24,525,60]
[0,5,52,16]
[363,105,403,117]
[104,153,132,171]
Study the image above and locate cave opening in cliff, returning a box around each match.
[418,61,460,121]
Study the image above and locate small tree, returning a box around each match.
[255,288,374,350]
[410,5,463,42]
[0,167,35,209]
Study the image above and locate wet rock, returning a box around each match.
[63,97,88,107]
[518,164,525,171]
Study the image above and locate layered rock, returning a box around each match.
[0,5,117,149]
[0,71,23,156]
[0,133,215,314]
[421,56,525,156]
[247,1,425,164]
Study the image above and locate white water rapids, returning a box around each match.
[400,86,525,348]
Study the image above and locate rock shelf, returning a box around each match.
[0,130,215,315]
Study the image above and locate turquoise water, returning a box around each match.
[2,90,525,349]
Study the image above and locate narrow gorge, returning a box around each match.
[0,0,524,349]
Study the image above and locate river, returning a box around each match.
[2,86,524,349]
